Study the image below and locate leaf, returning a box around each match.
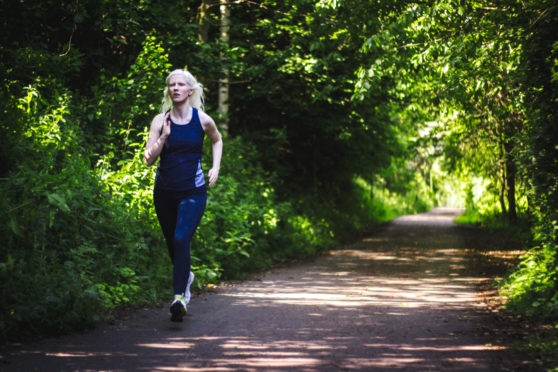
[47,193,71,213]
[8,219,21,236]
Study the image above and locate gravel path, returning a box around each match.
[1,207,522,371]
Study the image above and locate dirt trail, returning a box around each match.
[1,208,528,371]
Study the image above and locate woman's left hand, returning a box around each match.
[208,167,219,187]
[199,110,222,188]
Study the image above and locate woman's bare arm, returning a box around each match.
[144,112,171,167]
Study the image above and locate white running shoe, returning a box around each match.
[184,271,195,304]
[170,295,187,322]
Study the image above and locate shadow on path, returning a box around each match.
[1,207,531,371]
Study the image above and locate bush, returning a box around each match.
[501,211,558,318]
[0,85,170,342]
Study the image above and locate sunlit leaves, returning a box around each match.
[316,0,339,9]
[356,0,531,221]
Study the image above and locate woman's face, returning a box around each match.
[168,74,193,104]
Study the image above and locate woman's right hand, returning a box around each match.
[144,112,172,167]
[161,111,171,139]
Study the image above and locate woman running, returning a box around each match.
[144,69,223,321]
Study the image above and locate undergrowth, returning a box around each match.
[456,205,558,371]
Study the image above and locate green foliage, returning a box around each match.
[353,173,434,224]
[497,2,558,321]
[502,240,558,318]
[85,35,172,158]
[0,86,162,341]
[228,0,400,198]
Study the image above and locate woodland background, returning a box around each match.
[0,0,556,359]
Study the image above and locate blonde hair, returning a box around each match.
[161,69,204,113]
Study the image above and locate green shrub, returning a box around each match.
[501,213,558,318]
[0,85,169,342]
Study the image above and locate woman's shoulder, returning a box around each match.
[197,109,215,126]
[152,112,166,122]
[150,112,166,128]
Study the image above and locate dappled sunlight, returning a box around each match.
[221,272,484,309]
[45,352,100,358]
[392,207,464,226]
[3,208,508,371]
[129,332,503,371]
[137,342,196,349]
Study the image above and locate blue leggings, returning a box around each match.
[154,186,207,295]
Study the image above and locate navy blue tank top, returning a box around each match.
[155,108,206,191]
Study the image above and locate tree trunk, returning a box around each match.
[198,0,211,43]
[499,167,507,215]
[218,0,230,134]
[499,145,507,216]
[504,141,517,222]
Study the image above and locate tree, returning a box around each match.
[355,0,527,221]
[218,0,231,134]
